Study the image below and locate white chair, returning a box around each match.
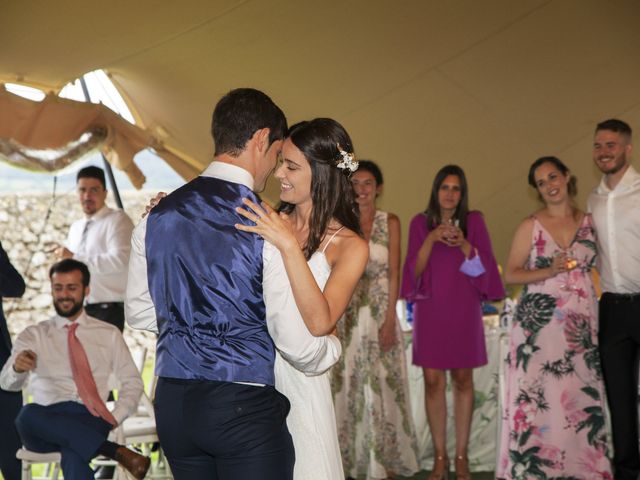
[16,449,61,480]
[16,424,128,480]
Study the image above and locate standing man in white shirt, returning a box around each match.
[54,166,134,331]
[588,118,640,480]
[0,259,149,480]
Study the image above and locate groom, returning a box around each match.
[126,88,340,479]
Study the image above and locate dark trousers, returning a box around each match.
[155,377,295,480]
[85,302,125,331]
[15,401,111,480]
[598,292,640,480]
[0,387,22,480]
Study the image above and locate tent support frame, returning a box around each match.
[79,76,125,210]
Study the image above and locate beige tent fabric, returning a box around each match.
[0,87,195,189]
[2,0,640,261]
[0,129,106,173]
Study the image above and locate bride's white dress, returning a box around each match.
[272,250,344,480]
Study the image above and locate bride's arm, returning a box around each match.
[263,242,342,375]
[236,199,368,336]
[316,234,368,330]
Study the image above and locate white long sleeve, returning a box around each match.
[587,165,640,294]
[0,313,143,425]
[66,206,134,303]
[263,242,341,376]
[125,216,158,334]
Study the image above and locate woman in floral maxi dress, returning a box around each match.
[332,161,418,479]
[497,156,612,479]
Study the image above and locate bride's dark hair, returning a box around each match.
[279,118,362,260]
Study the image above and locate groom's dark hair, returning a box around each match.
[212,88,287,157]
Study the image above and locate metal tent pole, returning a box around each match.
[79,76,124,210]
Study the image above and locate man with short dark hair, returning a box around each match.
[127,88,342,479]
[55,166,134,331]
[588,118,640,480]
[0,259,149,480]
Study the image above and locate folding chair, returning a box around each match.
[16,449,61,480]
[16,426,125,480]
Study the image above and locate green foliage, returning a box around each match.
[516,293,556,335]
[541,352,575,379]
[534,256,553,270]
[580,386,600,401]
[576,239,597,254]
[577,405,606,447]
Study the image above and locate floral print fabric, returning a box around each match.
[332,211,419,479]
[496,214,612,479]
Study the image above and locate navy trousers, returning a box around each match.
[0,387,21,480]
[155,377,295,480]
[15,402,112,480]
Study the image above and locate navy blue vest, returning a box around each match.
[145,176,275,384]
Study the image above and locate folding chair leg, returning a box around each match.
[112,463,133,480]
[21,461,31,480]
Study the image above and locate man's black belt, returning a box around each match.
[602,292,640,302]
[86,302,124,308]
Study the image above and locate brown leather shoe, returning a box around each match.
[114,446,150,479]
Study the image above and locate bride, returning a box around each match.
[236,118,368,479]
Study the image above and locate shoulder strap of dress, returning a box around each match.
[321,226,345,253]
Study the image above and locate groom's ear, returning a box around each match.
[253,127,271,154]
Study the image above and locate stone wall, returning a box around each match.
[0,191,157,353]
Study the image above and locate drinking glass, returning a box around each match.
[558,248,578,291]
[443,218,459,244]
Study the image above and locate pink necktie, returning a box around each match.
[66,322,117,426]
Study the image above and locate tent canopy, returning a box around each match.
[0,87,192,188]
[2,0,640,261]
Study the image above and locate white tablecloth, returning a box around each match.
[404,324,507,472]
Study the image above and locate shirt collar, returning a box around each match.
[52,311,88,329]
[596,164,640,194]
[200,161,255,191]
[85,205,110,221]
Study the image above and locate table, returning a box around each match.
[401,306,507,472]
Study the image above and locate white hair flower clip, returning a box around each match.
[335,143,358,172]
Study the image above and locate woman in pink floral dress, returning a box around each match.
[497,156,612,479]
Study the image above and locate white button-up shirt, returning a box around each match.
[66,206,134,304]
[587,165,640,294]
[126,161,341,376]
[0,312,143,425]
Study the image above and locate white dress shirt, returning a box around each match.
[588,164,640,294]
[66,206,134,303]
[126,161,341,376]
[0,312,143,425]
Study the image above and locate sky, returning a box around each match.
[1,70,186,194]
[0,149,185,194]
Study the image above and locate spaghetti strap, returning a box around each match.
[321,227,345,253]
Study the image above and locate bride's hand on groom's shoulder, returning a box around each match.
[142,191,167,218]
[235,198,298,252]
